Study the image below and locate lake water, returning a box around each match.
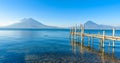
[0,29,120,63]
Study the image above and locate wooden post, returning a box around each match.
[102,40,104,48]
[91,36,94,48]
[73,26,76,39]
[76,24,79,42]
[100,39,102,47]
[75,25,77,40]
[108,41,110,47]
[113,28,115,37]
[72,27,75,39]
[72,27,74,34]
[112,28,115,48]
[81,25,84,34]
[78,25,81,42]
[80,24,82,44]
[102,31,105,47]
[88,37,90,47]
[80,24,84,45]
[70,27,72,38]
[82,26,84,44]
[75,26,76,35]
[98,32,100,36]
[79,25,81,32]
[108,43,110,54]
[72,27,74,39]
[98,32,101,48]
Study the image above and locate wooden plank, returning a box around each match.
[71,32,120,41]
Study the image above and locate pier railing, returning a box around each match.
[70,24,120,47]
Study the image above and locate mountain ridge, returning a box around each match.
[84,21,119,29]
[3,18,58,29]
[0,18,119,29]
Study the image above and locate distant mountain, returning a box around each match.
[0,18,119,30]
[84,21,116,29]
[3,18,57,29]
[84,21,99,29]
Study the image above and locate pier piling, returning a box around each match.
[102,31,105,47]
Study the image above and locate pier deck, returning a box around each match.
[71,32,120,41]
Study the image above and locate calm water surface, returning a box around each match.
[0,29,120,63]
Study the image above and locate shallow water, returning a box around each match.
[0,29,120,63]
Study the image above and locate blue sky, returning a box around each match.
[0,0,120,27]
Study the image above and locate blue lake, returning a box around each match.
[0,29,120,63]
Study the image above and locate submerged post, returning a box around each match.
[112,47,115,58]
[113,40,115,48]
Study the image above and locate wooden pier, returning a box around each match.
[70,40,120,63]
[70,24,120,47]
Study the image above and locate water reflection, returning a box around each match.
[71,38,120,63]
